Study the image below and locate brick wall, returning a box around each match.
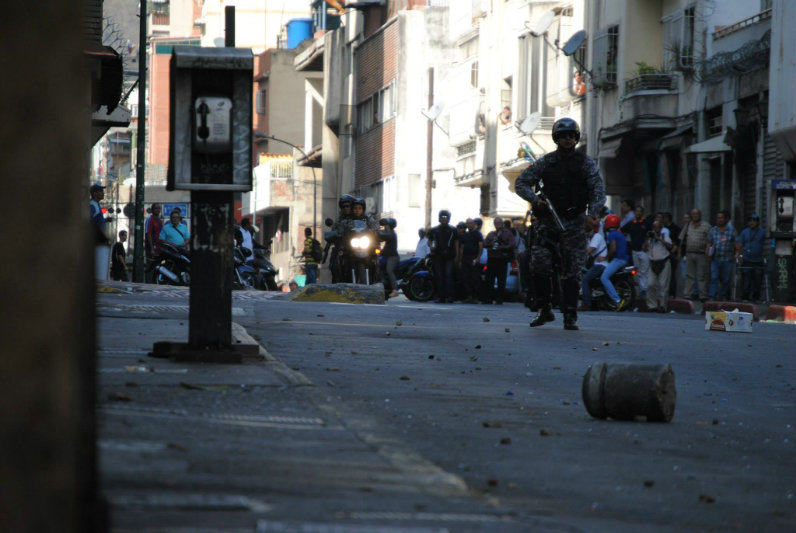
[355,121,395,189]
[356,20,398,102]
[354,19,398,188]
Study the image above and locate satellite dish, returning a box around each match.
[518,112,541,135]
[563,30,587,56]
[422,102,444,121]
[528,11,555,36]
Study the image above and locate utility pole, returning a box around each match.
[132,0,147,281]
[425,67,433,229]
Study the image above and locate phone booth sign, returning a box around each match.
[168,46,253,191]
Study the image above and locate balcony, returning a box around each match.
[624,74,677,95]
[621,73,679,124]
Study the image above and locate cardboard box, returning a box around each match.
[705,310,753,332]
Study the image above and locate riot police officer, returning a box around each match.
[350,196,380,231]
[427,209,459,303]
[515,118,606,330]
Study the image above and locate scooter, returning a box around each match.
[152,242,190,285]
[252,247,278,290]
[404,255,435,301]
[582,264,637,310]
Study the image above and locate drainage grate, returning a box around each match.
[257,521,448,533]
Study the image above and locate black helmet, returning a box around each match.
[339,194,355,208]
[379,217,389,227]
[352,196,366,208]
[552,117,580,143]
[438,209,451,221]
[387,217,397,229]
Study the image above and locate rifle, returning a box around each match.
[535,188,566,232]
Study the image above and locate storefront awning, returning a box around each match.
[658,125,693,150]
[685,135,731,154]
[598,137,623,159]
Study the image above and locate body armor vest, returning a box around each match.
[540,151,590,219]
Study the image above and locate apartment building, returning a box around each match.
[585,0,788,228]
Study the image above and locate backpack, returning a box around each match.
[311,239,323,263]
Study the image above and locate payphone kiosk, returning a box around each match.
[155,46,255,362]
[770,179,796,303]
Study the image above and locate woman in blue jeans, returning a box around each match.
[600,214,630,309]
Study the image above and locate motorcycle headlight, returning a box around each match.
[350,235,371,249]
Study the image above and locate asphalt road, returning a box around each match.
[97,289,795,532]
[241,297,796,532]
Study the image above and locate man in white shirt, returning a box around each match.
[644,219,673,312]
[414,228,430,258]
[579,219,609,310]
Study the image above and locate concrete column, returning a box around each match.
[0,2,99,531]
[304,82,314,153]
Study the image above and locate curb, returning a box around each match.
[765,304,796,324]
[230,322,313,386]
[703,301,759,321]
[667,298,695,315]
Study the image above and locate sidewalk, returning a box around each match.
[96,302,514,532]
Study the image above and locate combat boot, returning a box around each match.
[563,312,579,330]
[530,306,555,327]
[561,278,580,330]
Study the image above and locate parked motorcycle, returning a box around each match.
[403,255,435,301]
[233,245,257,289]
[582,264,637,310]
[252,247,278,290]
[152,242,191,285]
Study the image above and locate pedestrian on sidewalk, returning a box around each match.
[737,213,766,301]
[159,207,189,247]
[644,220,673,312]
[707,210,738,301]
[625,205,651,298]
[457,218,484,303]
[483,217,515,305]
[580,218,608,311]
[302,227,321,284]
[89,182,110,280]
[110,230,130,282]
[679,209,710,301]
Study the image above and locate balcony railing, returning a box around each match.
[151,12,169,26]
[624,74,677,95]
[713,9,771,40]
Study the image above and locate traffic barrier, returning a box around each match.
[765,304,796,324]
[666,298,695,315]
[703,300,759,321]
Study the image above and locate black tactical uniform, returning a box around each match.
[515,118,606,330]
[428,210,458,303]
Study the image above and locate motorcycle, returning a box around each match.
[582,264,637,310]
[252,246,278,290]
[404,255,435,301]
[233,245,257,289]
[343,219,377,284]
[152,242,190,285]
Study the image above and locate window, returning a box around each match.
[663,6,696,70]
[592,25,618,88]
[256,89,266,114]
[470,60,479,88]
[460,36,479,60]
[706,107,722,138]
[356,82,396,134]
[456,140,476,157]
[344,43,353,76]
[570,42,587,97]
[517,35,554,118]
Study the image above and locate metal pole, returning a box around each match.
[132,0,147,282]
[425,67,433,229]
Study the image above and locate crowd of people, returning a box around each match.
[411,200,770,310]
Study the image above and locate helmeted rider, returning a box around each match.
[514,117,606,330]
[323,194,357,282]
[349,196,379,231]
